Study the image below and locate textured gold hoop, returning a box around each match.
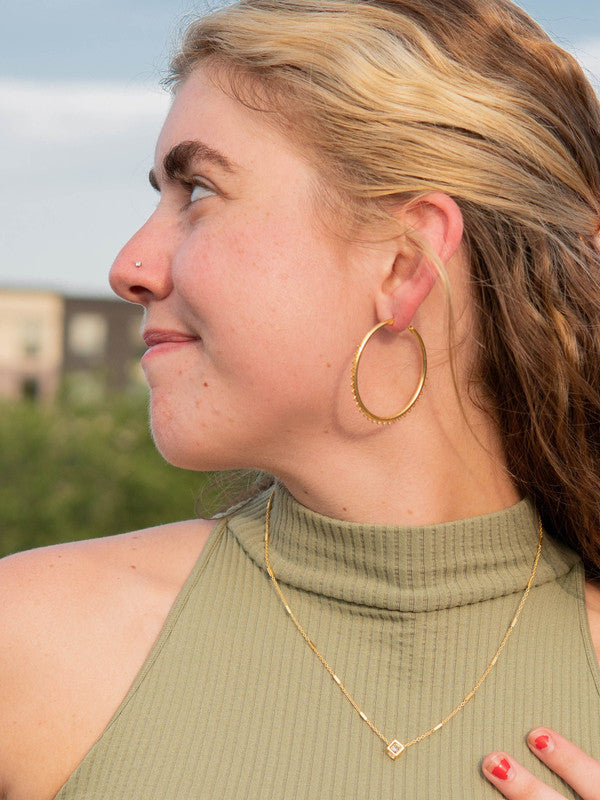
[351,318,427,424]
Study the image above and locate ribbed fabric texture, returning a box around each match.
[55,486,600,799]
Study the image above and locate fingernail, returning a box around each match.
[488,756,513,780]
[530,730,554,753]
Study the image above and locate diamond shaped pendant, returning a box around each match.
[386,740,405,760]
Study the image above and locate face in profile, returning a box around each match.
[109,66,378,473]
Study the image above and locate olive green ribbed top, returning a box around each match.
[55,486,600,799]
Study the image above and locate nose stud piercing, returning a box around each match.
[135,261,143,268]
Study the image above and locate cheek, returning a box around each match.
[172,208,367,402]
[177,210,333,327]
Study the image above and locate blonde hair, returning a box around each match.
[170,0,600,574]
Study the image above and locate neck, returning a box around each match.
[258,261,520,526]
[266,377,520,526]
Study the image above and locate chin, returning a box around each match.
[149,422,204,471]
[149,414,236,473]
[147,392,260,473]
[147,401,197,470]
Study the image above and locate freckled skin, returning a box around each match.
[109,67,376,475]
[1,60,600,800]
[0,517,216,800]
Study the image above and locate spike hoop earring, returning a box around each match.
[351,318,427,424]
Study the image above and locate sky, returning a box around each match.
[1,0,599,297]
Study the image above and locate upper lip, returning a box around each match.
[143,329,199,347]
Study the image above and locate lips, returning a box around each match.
[143,329,199,347]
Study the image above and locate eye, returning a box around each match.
[189,179,216,203]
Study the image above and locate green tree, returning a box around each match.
[0,396,214,558]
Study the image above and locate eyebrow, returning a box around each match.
[148,140,238,191]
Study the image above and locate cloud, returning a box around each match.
[0,79,171,146]
[0,79,171,294]
[0,78,172,192]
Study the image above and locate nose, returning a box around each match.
[109,210,175,305]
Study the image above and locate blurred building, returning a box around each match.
[0,288,144,403]
[0,289,64,402]
[62,297,145,404]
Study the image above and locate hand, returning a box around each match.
[482,728,600,799]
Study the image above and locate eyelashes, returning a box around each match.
[180,177,219,212]
[189,180,217,202]
[149,171,222,213]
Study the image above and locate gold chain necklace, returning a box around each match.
[264,490,543,760]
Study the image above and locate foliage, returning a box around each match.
[0,395,215,558]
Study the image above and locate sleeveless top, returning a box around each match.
[55,486,600,799]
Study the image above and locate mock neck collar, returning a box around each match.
[226,483,579,612]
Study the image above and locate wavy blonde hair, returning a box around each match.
[169,0,600,575]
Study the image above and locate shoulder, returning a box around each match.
[0,517,218,649]
[0,518,217,800]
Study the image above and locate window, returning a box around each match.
[21,318,43,357]
[68,313,108,358]
[21,377,39,401]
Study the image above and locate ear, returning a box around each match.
[376,193,464,331]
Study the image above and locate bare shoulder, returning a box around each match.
[0,517,217,800]
[0,517,218,656]
[1,515,217,589]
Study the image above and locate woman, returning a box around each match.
[1,0,599,797]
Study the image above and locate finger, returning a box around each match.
[527,728,600,800]
[482,752,566,799]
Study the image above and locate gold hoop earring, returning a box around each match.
[351,318,427,424]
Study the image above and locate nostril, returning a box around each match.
[129,285,150,298]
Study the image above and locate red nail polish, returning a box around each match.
[491,758,512,780]
[534,734,550,750]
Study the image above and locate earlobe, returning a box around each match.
[376,193,464,331]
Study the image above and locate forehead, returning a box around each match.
[155,67,308,178]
